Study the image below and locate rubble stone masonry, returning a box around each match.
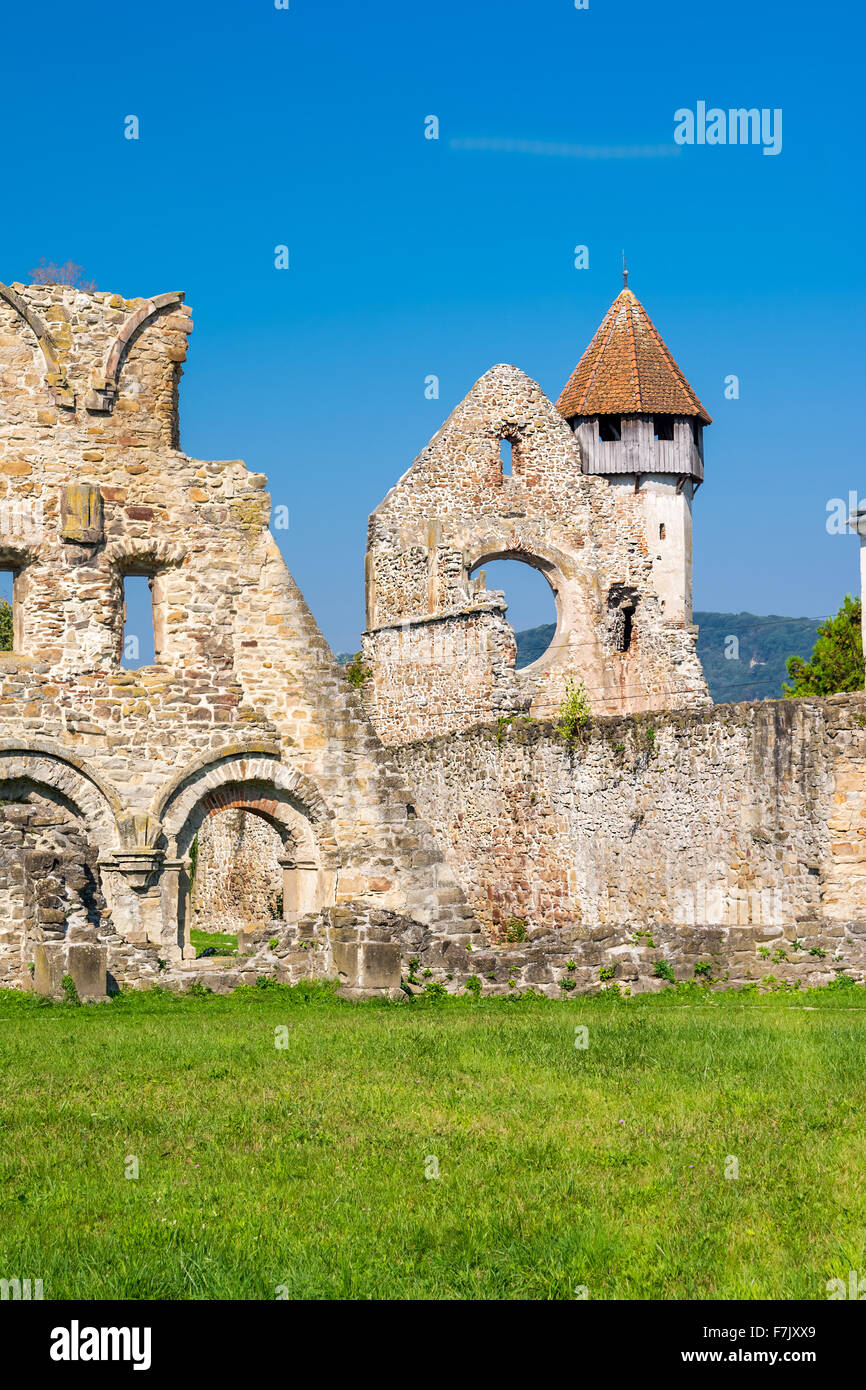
[0,280,862,1001]
[0,282,472,994]
[391,693,866,993]
[362,364,709,746]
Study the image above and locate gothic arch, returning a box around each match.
[188,784,317,862]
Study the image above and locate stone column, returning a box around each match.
[160,859,193,960]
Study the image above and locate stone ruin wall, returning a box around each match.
[0,281,474,996]
[387,692,866,994]
[361,364,709,748]
[1,279,861,1003]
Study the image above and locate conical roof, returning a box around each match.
[556,288,712,424]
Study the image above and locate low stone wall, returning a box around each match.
[398,919,866,996]
[391,693,866,964]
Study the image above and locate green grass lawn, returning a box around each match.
[190,928,238,957]
[1,979,865,1300]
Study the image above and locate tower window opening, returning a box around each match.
[598,415,621,443]
[499,438,513,476]
[659,523,666,540]
[692,420,703,448]
[653,416,675,442]
[122,573,157,669]
[621,606,634,652]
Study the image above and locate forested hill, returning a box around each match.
[513,612,825,704]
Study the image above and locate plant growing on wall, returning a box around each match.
[783,595,864,697]
[344,652,372,688]
[554,679,591,745]
[0,599,11,652]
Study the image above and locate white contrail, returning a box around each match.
[449,137,681,160]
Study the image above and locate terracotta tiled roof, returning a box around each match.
[556,289,712,424]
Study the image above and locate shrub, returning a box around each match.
[600,965,615,981]
[345,652,372,688]
[0,599,11,653]
[423,981,448,1000]
[654,961,676,983]
[554,679,591,745]
[464,974,481,997]
[694,961,713,979]
[783,595,863,697]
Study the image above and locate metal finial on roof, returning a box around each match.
[622,250,629,290]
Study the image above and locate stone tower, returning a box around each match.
[556,281,712,626]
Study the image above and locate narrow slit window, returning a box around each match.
[0,569,14,652]
[500,438,513,476]
[122,574,156,669]
[659,523,666,540]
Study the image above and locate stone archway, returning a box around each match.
[156,752,337,956]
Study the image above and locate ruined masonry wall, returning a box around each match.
[0,282,474,991]
[392,693,866,975]
[362,364,709,746]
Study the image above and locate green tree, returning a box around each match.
[0,599,11,652]
[782,595,864,697]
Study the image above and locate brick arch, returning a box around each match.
[467,541,568,675]
[0,746,121,846]
[196,785,316,859]
[0,282,59,373]
[155,752,337,865]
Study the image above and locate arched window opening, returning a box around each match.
[500,438,513,477]
[470,557,557,669]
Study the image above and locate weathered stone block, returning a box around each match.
[33,942,107,1002]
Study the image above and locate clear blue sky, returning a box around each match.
[2,0,863,653]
